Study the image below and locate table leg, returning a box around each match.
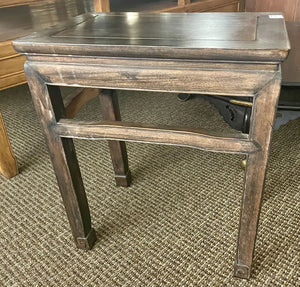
[25,64,96,250]
[0,110,18,178]
[99,89,131,187]
[234,76,281,279]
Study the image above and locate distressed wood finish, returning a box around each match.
[14,12,289,279]
[25,63,273,97]
[26,61,278,97]
[99,90,131,187]
[55,119,259,154]
[25,64,96,250]
[235,75,282,279]
[15,13,289,62]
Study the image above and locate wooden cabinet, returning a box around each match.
[0,41,26,90]
[245,0,300,22]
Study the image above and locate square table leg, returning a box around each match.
[99,89,131,187]
[25,64,96,250]
[234,76,281,279]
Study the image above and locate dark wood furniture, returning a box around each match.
[14,12,289,279]
[0,0,243,179]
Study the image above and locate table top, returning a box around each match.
[13,12,290,62]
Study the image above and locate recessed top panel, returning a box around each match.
[13,12,290,62]
[53,13,257,42]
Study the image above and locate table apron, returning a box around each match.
[25,61,279,97]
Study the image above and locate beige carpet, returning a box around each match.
[0,85,299,286]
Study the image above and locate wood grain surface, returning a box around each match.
[13,12,290,62]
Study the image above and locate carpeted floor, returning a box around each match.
[0,85,299,286]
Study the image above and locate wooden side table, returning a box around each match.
[13,12,289,279]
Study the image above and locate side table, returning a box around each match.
[13,12,290,279]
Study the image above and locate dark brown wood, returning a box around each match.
[26,54,279,73]
[24,63,96,250]
[14,13,289,62]
[99,90,131,187]
[55,119,260,154]
[16,12,289,278]
[24,60,278,97]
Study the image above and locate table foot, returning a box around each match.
[115,170,132,187]
[234,263,250,279]
[76,228,97,250]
